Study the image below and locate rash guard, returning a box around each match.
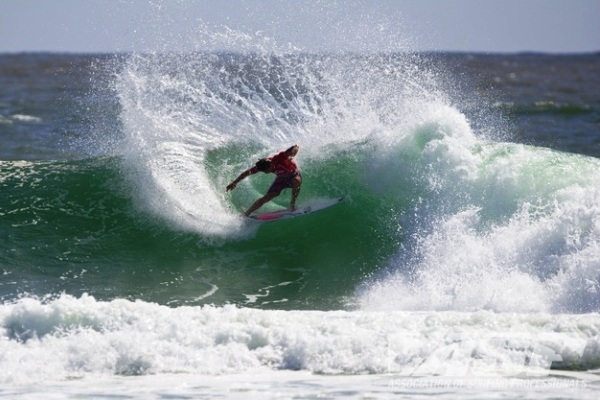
[269,151,299,176]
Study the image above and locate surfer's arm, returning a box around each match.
[226,167,257,191]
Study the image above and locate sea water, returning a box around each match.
[1,29,600,400]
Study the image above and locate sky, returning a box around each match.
[1,0,599,54]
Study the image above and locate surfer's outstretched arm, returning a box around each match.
[226,168,256,191]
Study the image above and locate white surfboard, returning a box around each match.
[248,196,345,222]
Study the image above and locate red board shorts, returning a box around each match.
[268,172,301,195]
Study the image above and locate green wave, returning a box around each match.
[0,154,402,309]
[2,135,599,312]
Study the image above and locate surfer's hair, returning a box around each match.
[255,158,272,172]
[286,144,299,154]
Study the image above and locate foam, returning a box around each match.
[1,295,599,384]
[359,141,600,314]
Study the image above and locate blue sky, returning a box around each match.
[1,0,599,53]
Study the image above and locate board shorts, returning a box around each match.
[268,172,301,195]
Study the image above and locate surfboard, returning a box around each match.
[248,196,345,222]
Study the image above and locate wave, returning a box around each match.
[3,48,600,314]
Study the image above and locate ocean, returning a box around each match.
[1,48,599,399]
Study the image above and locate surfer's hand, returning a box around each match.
[226,182,236,191]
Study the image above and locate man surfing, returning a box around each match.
[226,145,302,217]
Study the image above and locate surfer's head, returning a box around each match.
[286,144,300,157]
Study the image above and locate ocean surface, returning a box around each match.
[1,48,600,399]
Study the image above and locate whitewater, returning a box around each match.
[1,22,600,400]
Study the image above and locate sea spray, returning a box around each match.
[113,44,446,238]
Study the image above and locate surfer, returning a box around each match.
[226,145,302,216]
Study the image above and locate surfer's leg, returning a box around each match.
[244,192,279,216]
[290,175,302,210]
